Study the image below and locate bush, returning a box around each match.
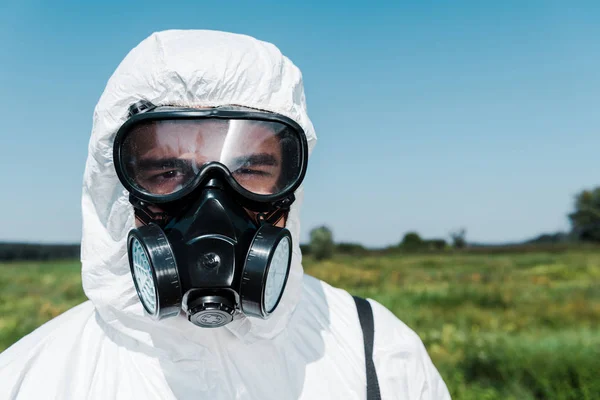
[336,242,368,255]
[0,243,80,261]
[400,231,423,251]
[423,239,447,251]
[309,226,334,260]
[299,244,311,255]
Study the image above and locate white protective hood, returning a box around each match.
[80,28,315,348]
[0,30,450,399]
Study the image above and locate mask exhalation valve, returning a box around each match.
[185,293,236,328]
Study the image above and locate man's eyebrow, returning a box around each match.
[233,153,279,166]
[133,158,192,170]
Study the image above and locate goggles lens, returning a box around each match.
[119,118,302,197]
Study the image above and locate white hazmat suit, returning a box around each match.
[0,30,451,400]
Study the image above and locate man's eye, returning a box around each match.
[233,168,270,176]
[151,169,185,181]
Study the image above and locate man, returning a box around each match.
[0,30,450,399]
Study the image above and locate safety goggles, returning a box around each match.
[113,102,309,204]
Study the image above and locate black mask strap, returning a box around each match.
[129,194,171,226]
[256,194,295,226]
[131,193,295,227]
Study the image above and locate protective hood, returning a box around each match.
[81,29,317,348]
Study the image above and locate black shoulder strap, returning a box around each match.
[353,296,382,400]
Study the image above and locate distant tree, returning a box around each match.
[569,187,600,242]
[400,231,423,251]
[450,228,467,249]
[309,226,334,260]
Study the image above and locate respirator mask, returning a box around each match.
[113,100,308,328]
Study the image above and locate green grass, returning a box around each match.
[2,251,599,399]
[304,251,600,399]
[0,260,84,351]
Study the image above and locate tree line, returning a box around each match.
[1,186,599,262]
[304,186,600,260]
[0,243,80,262]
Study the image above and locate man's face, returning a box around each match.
[126,119,286,227]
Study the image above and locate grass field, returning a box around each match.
[1,251,599,399]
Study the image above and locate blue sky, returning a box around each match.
[1,1,599,247]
